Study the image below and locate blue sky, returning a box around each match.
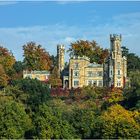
[0,1,140,61]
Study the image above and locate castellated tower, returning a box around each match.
[57,44,65,73]
[108,34,127,88]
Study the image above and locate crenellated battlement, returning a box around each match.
[110,34,122,41]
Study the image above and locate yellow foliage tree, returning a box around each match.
[97,104,140,139]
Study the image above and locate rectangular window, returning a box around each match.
[97,71,103,77]
[98,81,103,87]
[74,80,79,86]
[88,71,93,77]
[88,80,92,85]
[110,70,112,75]
[117,81,121,87]
[73,71,79,77]
[117,62,120,69]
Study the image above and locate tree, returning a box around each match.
[50,55,58,70]
[49,66,62,88]
[121,46,129,57]
[23,42,52,71]
[68,40,109,64]
[0,97,32,139]
[65,108,96,139]
[33,104,76,139]
[13,61,25,73]
[102,88,124,109]
[0,64,9,87]
[123,71,140,109]
[127,53,140,71]
[0,46,15,76]
[95,104,140,139]
[12,78,51,110]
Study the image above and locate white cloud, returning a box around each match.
[0,1,18,6]
[0,12,140,62]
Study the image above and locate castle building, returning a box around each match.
[23,34,127,89]
[62,34,127,89]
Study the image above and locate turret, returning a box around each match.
[110,34,122,54]
[57,44,65,73]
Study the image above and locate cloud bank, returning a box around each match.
[0,12,140,61]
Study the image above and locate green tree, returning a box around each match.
[0,97,32,139]
[50,55,58,70]
[23,42,52,70]
[33,104,76,139]
[49,66,62,87]
[13,61,25,73]
[12,78,51,110]
[128,53,140,71]
[123,70,140,109]
[65,108,96,139]
[121,46,129,57]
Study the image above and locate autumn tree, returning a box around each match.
[0,64,9,87]
[95,104,140,139]
[0,46,15,76]
[23,42,52,71]
[68,40,109,64]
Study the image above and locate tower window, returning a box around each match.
[118,70,120,75]
[73,71,79,77]
[117,62,120,69]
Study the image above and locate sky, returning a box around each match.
[0,1,140,61]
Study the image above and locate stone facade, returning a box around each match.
[68,56,103,88]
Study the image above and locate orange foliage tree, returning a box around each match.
[23,42,52,71]
[0,46,15,74]
[68,40,109,64]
